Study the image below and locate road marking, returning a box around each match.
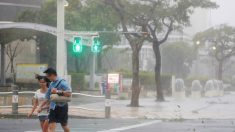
[98,120,162,132]
[25,131,40,132]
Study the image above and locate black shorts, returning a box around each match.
[49,103,68,126]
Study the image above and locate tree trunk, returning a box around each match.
[130,48,141,107]
[153,43,165,101]
[218,61,223,80]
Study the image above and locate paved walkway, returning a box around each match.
[1,92,235,119]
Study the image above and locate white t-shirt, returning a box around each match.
[34,89,48,116]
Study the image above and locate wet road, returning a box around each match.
[1,118,235,132]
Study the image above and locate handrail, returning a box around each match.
[0,105,104,112]
[0,91,105,98]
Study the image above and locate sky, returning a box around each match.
[185,0,235,36]
[210,0,235,26]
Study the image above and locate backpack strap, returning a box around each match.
[55,79,65,88]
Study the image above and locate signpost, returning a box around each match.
[108,73,120,84]
[12,85,18,114]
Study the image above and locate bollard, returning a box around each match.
[105,89,111,119]
[12,84,18,114]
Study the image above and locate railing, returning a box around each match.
[0,89,110,118]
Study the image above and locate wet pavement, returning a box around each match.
[1,118,235,132]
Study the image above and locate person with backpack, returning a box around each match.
[38,68,72,132]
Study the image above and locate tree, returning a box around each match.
[17,0,57,67]
[17,0,120,72]
[140,0,217,101]
[194,24,235,80]
[162,41,196,78]
[65,0,120,73]
[104,0,149,107]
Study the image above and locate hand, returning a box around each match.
[28,112,33,118]
[37,107,42,113]
[51,88,58,94]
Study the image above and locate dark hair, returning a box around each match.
[35,74,51,87]
[43,68,57,76]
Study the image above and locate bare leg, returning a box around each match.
[48,122,56,132]
[40,121,44,131]
[43,120,49,132]
[61,124,70,132]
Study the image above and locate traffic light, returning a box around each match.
[91,36,102,53]
[73,36,83,53]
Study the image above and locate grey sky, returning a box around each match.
[211,0,235,26]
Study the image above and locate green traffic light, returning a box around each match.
[92,37,102,53]
[73,36,82,53]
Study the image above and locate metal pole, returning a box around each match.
[105,84,111,118]
[89,53,96,90]
[57,0,67,77]
[12,84,18,114]
[1,44,6,86]
[172,75,175,97]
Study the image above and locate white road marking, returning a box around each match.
[98,120,162,132]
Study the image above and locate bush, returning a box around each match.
[161,74,172,95]
[70,72,85,91]
[185,76,209,88]
[119,70,172,94]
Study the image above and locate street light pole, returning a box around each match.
[57,0,67,77]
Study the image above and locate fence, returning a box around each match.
[0,85,111,118]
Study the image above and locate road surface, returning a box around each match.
[1,118,235,132]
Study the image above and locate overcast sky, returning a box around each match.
[211,0,235,26]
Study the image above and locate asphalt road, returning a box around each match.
[1,118,235,132]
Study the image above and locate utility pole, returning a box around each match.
[1,44,6,86]
[57,0,67,77]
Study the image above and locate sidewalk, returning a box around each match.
[1,92,235,119]
[111,93,235,119]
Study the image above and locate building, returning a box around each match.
[0,0,42,83]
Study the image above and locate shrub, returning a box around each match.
[70,72,85,91]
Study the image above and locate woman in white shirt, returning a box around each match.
[28,76,49,132]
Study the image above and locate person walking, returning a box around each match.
[28,76,49,132]
[38,68,72,132]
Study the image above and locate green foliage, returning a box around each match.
[120,70,171,93]
[162,41,196,78]
[194,24,235,61]
[17,0,120,72]
[161,74,172,95]
[185,75,209,87]
[70,72,85,91]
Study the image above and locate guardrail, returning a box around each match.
[0,86,110,118]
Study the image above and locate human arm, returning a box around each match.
[28,98,38,118]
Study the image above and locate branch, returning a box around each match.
[147,24,157,41]
[104,0,133,42]
[12,41,20,58]
[158,18,173,44]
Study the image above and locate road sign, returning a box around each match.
[12,95,18,103]
[108,73,119,84]
[105,99,111,107]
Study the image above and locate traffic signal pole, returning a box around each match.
[57,0,67,77]
[89,53,96,90]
